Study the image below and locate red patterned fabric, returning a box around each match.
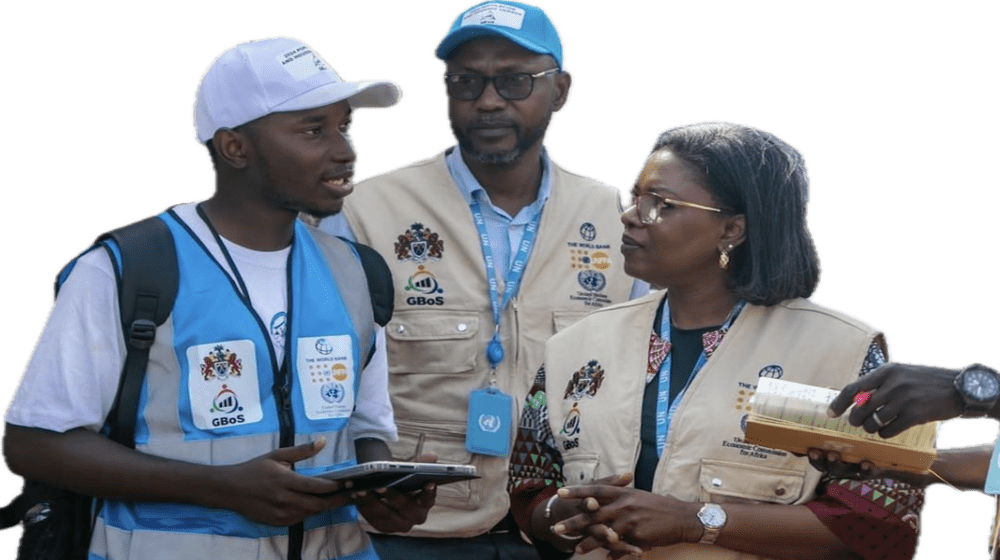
[806,477,922,560]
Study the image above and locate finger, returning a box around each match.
[875,408,922,439]
[807,448,826,471]
[269,437,327,466]
[284,470,345,495]
[413,481,437,509]
[849,389,894,429]
[593,472,634,487]
[558,484,626,502]
[412,453,438,463]
[553,512,596,537]
[353,490,409,530]
[828,372,886,417]
[859,403,901,435]
[573,535,605,555]
[375,485,435,524]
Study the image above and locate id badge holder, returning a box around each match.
[985,438,1000,495]
[466,387,514,457]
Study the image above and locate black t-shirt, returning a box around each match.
[635,300,720,492]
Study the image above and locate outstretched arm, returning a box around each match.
[826,362,995,437]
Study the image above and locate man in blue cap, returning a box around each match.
[320,2,642,558]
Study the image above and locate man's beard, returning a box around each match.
[452,113,550,166]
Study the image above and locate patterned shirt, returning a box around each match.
[509,321,922,560]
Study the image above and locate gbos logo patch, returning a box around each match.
[406,296,445,306]
[404,265,445,306]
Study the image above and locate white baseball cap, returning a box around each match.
[195,37,401,143]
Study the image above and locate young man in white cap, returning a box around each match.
[320,3,643,558]
[4,37,433,560]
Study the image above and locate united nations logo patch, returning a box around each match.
[577,270,606,292]
[395,223,444,263]
[321,382,346,404]
[579,222,597,242]
[564,360,605,400]
[758,365,783,379]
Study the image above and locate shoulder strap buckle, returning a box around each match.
[127,318,157,350]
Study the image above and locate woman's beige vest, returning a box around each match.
[545,291,884,559]
[343,153,633,536]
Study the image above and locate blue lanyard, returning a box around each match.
[469,199,543,374]
[654,299,745,457]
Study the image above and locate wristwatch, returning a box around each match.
[697,503,727,545]
[954,363,1000,417]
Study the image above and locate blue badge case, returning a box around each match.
[466,387,513,457]
[985,438,1000,495]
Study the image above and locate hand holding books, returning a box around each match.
[744,378,937,473]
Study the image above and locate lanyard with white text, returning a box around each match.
[470,199,542,378]
[654,299,745,457]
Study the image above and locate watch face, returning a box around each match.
[963,369,1000,402]
[699,506,726,528]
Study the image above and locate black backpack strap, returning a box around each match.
[345,240,394,328]
[97,217,178,448]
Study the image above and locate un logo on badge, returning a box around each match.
[478,414,501,433]
[579,222,597,242]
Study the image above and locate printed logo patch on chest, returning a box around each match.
[297,335,355,420]
[395,223,444,263]
[403,265,446,306]
[187,340,263,430]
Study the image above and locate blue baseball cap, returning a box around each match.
[435,1,563,69]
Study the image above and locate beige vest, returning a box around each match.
[343,153,633,536]
[545,292,884,559]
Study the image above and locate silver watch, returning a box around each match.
[697,503,727,545]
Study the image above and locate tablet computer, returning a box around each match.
[315,461,478,494]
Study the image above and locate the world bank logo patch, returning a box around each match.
[315,338,334,355]
[758,365,783,379]
[579,222,597,241]
[577,270,606,292]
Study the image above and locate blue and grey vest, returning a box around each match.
[88,211,379,560]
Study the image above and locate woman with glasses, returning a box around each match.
[507,123,922,559]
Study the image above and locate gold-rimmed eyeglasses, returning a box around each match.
[628,192,727,224]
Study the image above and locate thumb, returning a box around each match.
[270,436,326,466]
[413,452,438,464]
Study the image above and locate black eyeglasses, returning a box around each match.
[444,68,559,101]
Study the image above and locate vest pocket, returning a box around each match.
[697,459,805,505]
[389,421,482,511]
[552,310,593,333]
[386,311,479,374]
[562,453,602,485]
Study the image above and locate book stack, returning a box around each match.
[744,378,937,473]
